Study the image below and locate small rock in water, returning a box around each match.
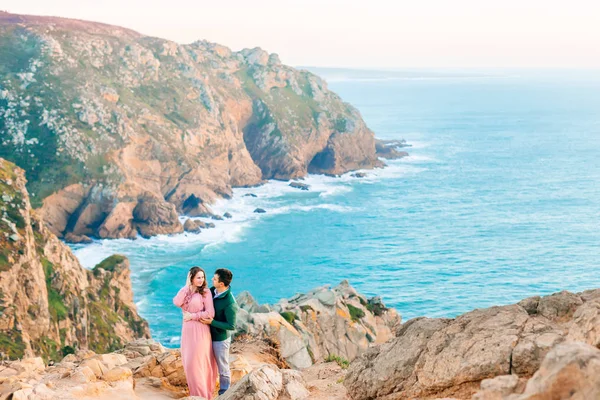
[243,193,257,198]
[254,208,266,214]
[289,181,310,191]
[183,219,204,233]
[223,212,232,219]
[205,222,216,228]
[64,233,93,244]
[211,214,224,221]
[351,172,367,178]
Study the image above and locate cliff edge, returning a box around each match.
[0,158,149,362]
[0,11,386,239]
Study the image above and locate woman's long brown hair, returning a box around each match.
[188,266,207,295]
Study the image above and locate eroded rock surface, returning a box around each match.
[345,289,600,399]
[236,280,400,369]
[0,11,389,239]
[0,159,149,362]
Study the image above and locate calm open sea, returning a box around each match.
[72,69,600,346]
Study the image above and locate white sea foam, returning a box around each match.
[268,203,357,215]
[71,142,430,267]
[135,297,149,313]
[404,140,431,149]
[72,241,119,269]
[401,154,439,163]
[319,185,353,198]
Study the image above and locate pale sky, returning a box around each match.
[3,0,600,68]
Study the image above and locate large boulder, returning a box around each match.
[183,219,205,233]
[513,342,600,399]
[219,364,309,400]
[132,197,183,238]
[345,288,600,400]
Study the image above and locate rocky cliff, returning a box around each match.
[236,280,400,369]
[345,288,600,399]
[3,288,600,400]
[0,158,149,362]
[0,11,385,240]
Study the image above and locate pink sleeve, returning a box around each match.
[173,286,191,308]
[193,291,215,320]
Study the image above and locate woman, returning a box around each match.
[173,266,217,398]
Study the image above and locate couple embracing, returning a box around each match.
[173,267,237,399]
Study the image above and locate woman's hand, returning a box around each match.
[183,311,194,322]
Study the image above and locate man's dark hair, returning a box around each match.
[215,268,233,287]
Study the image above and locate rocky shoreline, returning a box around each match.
[0,11,410,242]
[2,157,597,399]
[2,281,600,399]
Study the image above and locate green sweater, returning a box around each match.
[210,287,238,341]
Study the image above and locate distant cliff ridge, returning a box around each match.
[0,12,389,239]
[0,158,149,361]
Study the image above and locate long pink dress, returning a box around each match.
[173,286,217,399]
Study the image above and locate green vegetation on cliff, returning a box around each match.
[0,328,26,359]
[42,258,69,321]
[280,311,298,325]
[0,13,378,218]
[92,254,126,274]
[30,336,61,363]
[0,160,26,271]
[0,158,150,360]
[347,304,365,322]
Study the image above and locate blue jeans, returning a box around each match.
[213,338,231,394]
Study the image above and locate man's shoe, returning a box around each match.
[218,389,227,395]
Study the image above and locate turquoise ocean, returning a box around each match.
[71,69,600,347]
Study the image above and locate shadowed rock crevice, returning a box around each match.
[308,146,336,174]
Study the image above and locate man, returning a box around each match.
[199,268,237,395]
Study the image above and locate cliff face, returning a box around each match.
[0,12,382,239]
[0,158,149,361]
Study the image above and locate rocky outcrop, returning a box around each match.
[4,283,600,399]
[183,218,205,233]
[0,159,149,361]
[235,281,400,369]
[512,342,600,399]
[0,12,389,239]
[289,181,310,191]
[0,340,181,400]
[219,364,310,400]
[0,337,336,400]
[375,139,410,160]
[345,288,600,400]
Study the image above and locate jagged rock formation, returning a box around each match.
[0,158,149,362]
[0,340,177,400]
[0,337,346,400]
[375,139,410,160]
[0,11,384,239]
[235,280,400,369]
[345,288,600,399]
[3,286,600,399]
